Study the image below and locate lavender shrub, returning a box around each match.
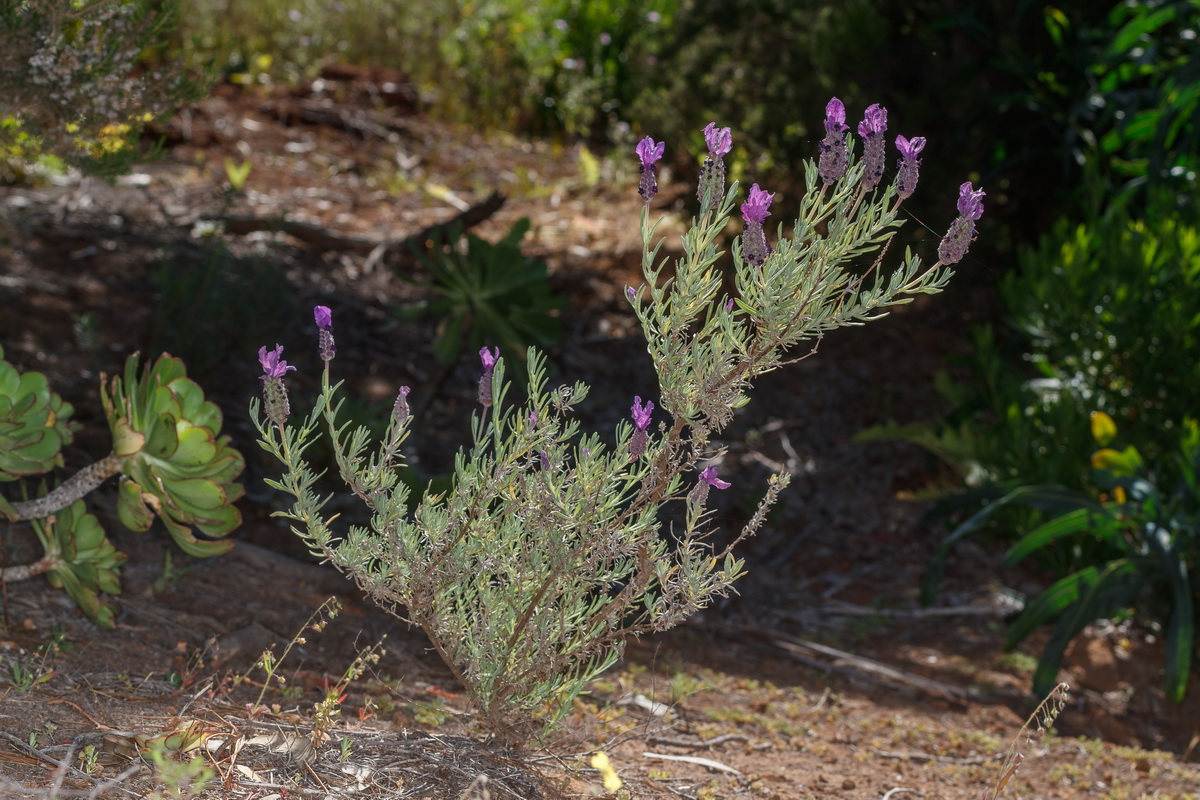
[253,99,984,742]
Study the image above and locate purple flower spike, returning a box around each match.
[636,136,665,204]
[895,134,926,200]
[703,122,732,158]
[314,305,336,361]
[857,104,888,191]
[697,122,732,210]
[688,465,731,506]
[629,396,654,458]
[478,346,500,407]
[740,183,775,267]
[938,182,986,265]
[818,97,850,184]
[394,385,411,425]
[259,344,296,426]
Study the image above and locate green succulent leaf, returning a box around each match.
[163,476,230,512]
[158,512,235,558]
[143,411,180,459]
[110,418,146,457]
[169,377,222,433]
[117,478,155,531]
[171,425,219,466]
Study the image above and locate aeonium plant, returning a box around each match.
[0,348,245,627]
[254,99,984,743]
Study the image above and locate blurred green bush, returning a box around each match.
[0,0,207,182]
[181,0,675,135]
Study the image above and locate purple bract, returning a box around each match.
[258,345,296,380]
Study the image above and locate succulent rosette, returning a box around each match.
[101,353,244,557]
[33,499,127,628]
[0,344,75,486]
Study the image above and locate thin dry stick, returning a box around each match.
[985,682,1070,800]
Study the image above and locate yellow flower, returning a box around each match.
[590,752,623,792]
[1090,411,1117,446]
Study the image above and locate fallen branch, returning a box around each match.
[645,733,749,750]
[217,191,506,258]
[261,98,415,143]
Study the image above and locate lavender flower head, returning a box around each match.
[259,344,297,426]
[393,385,411,425]
[314,305,336,361]
[636,136,665,205]
[740,183,775,267]
[697,122,732,210]
[259,343,296,380]
[937,182,986,265]
[629,396,654,458]
[478,346,499,407]
[857,103,888,190]
[704,122,732,158]
[895,134,926,200]
[818,97,850,184]
[688,465,731,506]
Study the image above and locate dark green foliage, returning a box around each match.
[867,189,1200,701]
[932,419,1200,703]
[1002,197,1200,464]
[397,218,567,378]
[866,195,1200,507]
[627,0,888,189]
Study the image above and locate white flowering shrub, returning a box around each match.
[254,100,984,743]
[0,0,204,180]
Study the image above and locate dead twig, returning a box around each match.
[46,699,112,731]
[642,751,742,776]
[872,748,995,765]
[644,733,749,750]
